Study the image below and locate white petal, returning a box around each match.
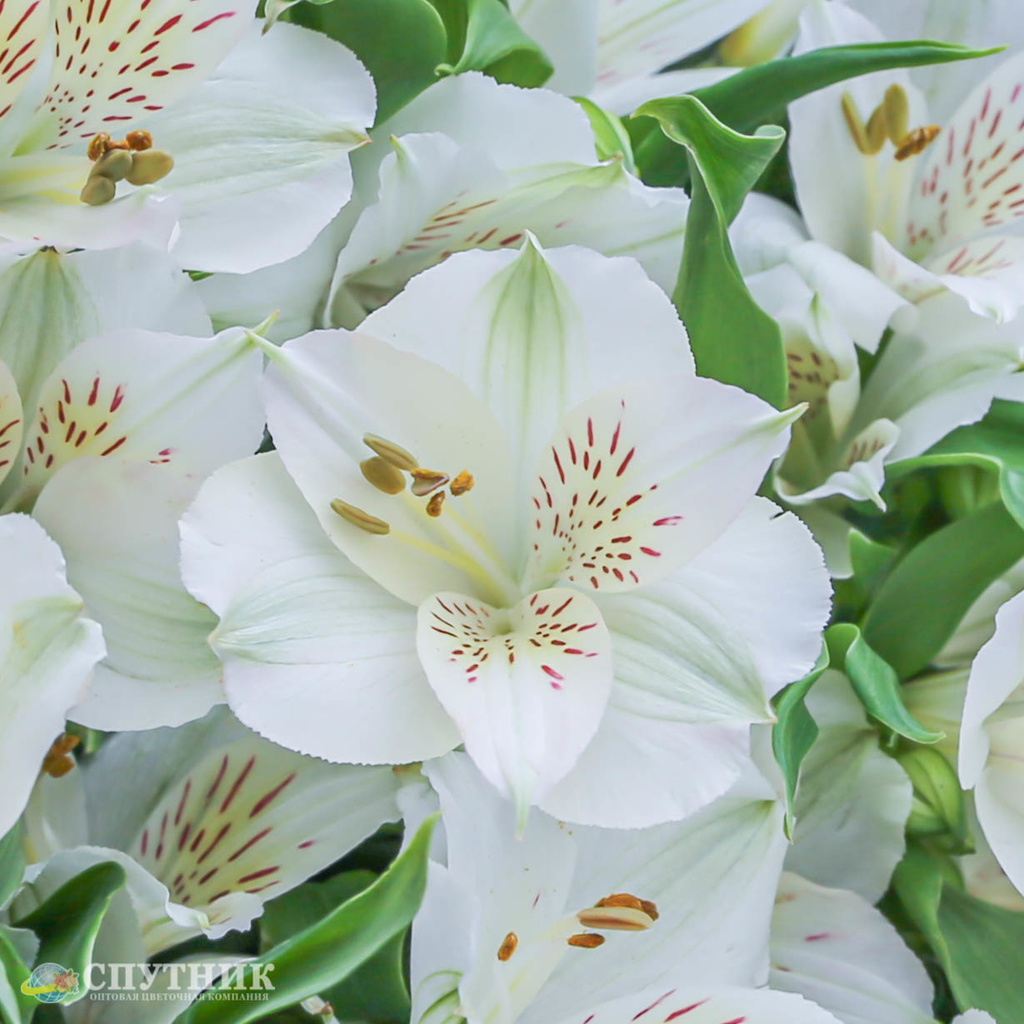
[547,985,842,1024]
[953,1012,998,1024]
[362,239,693,486]
[418,588,613,822]
[145,22,375,273]
[905,50,1024,255]
[0,0,49,132]
[11,324,263,507]
[525,375,800,594]
[785,672,913,903]
[43,0,255,144]
[0,513,104,838]
[124,733,401,946]
[180,453,460,764]
[0,357,21,487]
[33,458,222,730]
[263,329,519,607]
[771,873,934,1024]
[0,244,210,415]
[509,0,598,96]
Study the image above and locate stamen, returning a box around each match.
[497,932,518,962]
[567,933,605,949]
[865,105,888,153]
[841,93,882,155]
[449,470,474,496]
[42,733,80,778]
[363,433,419,472]
[79,176,115,206]
[576,905,656,931]
[894,126,941,161]
[426,491,446,517]
[330,498,390,535]
[594,893,644,911]
[87,132,112,161]
[126,150,174,186]
[92,149,134,183]
[411,468,450,497]
[360,456,406,494]
[882,84,909,144]
[126,129,153,152]
[639,899,659,921]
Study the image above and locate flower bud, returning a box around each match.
[898,745,972,853]
[126,149,175,186]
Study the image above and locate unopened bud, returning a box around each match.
[898,746,972,853]
[126,149,175,186]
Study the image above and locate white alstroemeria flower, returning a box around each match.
[959,588,1024,897]
[12,711,402,955]
[770,873,935,1024]
[0,324,264,730]
[783,673,912,903]
[952,1014,997,1024]
[507,0,804,114]
[405,752,842,1024]
[200,73,689,339]
[733,195,1022,574]
[0,509,103,840]
[183,241,830,829]
[0,0,374,271]
[790,2,1024,325]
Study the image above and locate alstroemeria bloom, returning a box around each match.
[0,510,103,839]
[790,2,1024,325]
[12,710,402,955]
[0,0,375,271]
[0,323,264,729]
[201,72,689,341]
[403,751,842,1024]
[958,588,1024,898]
[182,241,830,828]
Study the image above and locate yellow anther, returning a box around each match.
[882,84,909,144]
[449,469,474,496]
[894,125,941,161]
[497,932,518,962]
[42,733,80,778]
[841,92,877,155]
[330,498,390,535]
[363,433,419,472]
[865,105,888,153]
[567,933,605,949]
[87,132,111,161]
[360,456,406,495]
[79,175,115,206]
[126,149,174,186]
[426,491,446,517]
[576,905,656,932]
[411,468,450,497]
[92,148,134,183]
[639,899,659,922]
[126,129,153,152]
[594,893,644,911]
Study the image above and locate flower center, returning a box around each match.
[79,129,174,206]
[841,85,940,162]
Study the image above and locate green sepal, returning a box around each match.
[636,95,787,408]
[574,97,637,174]
[897,746,972,853]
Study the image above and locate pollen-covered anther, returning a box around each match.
[126,130,154,152]
[894,125,941,162]
[426,491,446,517]
[840,85,939,161]
[567,933,605,949]
[449,469,474,496]
[42,733,80,778]
[126,150,175,186]
[330,498,390,535]
[361,455,406,494]
[410,468,450,497]
[576,904,657,932]
[92,149,134,183]
[363,432,419,471]
[497,931,518,962]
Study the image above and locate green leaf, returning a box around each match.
[772,645,830,839]
[260,871,410,1024]
[574,97,636,175]
[825,623,942,743]
[285,0,447,124]
[175,816,437,1024]
[635,96,787,408]
[0,927,33,1024]
[861,501,1024,680]
[631,40,1002,186]
[0,824,24,909]
[13,861,127,1006]
[894,844,1024,1020]
[430,0,552,86]
[891,399,1024,530]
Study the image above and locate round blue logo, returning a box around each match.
[21,962,80,1003]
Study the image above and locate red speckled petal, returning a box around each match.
[44,0,255,145]
[417,587,613,827]
[0,358,22,487]
[906,50,1024,254]
[0,0,48,124]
